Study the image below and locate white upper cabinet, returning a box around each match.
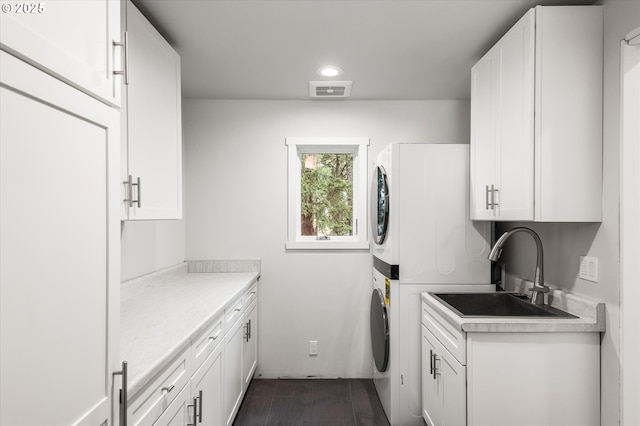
[122,0,182,220]
[0,0,123,106]
[470,6,603,222]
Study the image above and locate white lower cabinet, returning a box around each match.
[243,299,258,390]
[191,340,224,426]
[223,312,245,426]
[421,325,466,426]
[421,301,600,426]
[128,284,258,426]
[154,385,192,426]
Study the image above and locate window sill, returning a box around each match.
[285,240,370,250]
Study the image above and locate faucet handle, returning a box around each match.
[528,285,550,305]
[528,285,550,294]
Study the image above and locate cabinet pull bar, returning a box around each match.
[492,186,499,209]
[248,319,252,339]
[198,390,203,423]
[133,177,141,208]
[123,175,133,207]
[187,396,198,426]
[429,349,434,375]
[485,185,490,210]
[431,353,438,379]
[112,31,129,85]
[161,384,174,393]
[113,361,128,426]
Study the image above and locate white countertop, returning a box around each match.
[121,262,259,396]
[421,289,605,333]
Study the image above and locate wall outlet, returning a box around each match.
[579,256,599,283]
[309,340,318,356]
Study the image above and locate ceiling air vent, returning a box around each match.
[309,81,352,98]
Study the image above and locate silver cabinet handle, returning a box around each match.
[491,186,499,209]
[486,184,499,211]
[431,352,439,379]
[123,175,133,208]
[485,185,491,210]
[198,390,203,423]
[209,330,221,341]
[248,319,252,339]
[113,361,128,426]
[161,384,175,393]
[187,395,198,426]
[429,349,434,375]
[112,31,129,85]
[243,322,249,342]
[133,176,141,208]
[123,175,141,208]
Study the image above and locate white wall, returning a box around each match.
[120,219,186,281]
[496,2,640,424]
[183,99,470,378]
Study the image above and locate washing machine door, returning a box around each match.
[371,165,389,245]
[370,288,389,372]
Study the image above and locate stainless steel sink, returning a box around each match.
[432,292,577,318]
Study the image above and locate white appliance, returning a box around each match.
[369,143,493,426]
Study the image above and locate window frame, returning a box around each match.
[285,137,369,250]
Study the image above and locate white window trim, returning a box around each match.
[285,137,370,250]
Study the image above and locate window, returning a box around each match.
[286,137,369,249]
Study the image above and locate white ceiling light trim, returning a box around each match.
[317,66,343,77]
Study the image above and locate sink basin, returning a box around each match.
[432,292,577,318]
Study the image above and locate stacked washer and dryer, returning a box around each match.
[369,143,494,426]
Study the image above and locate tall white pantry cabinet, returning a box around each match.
[1,1,124,425]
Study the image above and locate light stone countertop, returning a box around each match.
[421,289,605,333]
[121,262,259,397]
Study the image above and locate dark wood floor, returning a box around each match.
[233,379,390,426]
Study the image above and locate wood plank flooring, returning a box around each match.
[233,379,390,426]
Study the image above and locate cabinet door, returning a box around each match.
[243,300,258,390]
[422,326,443,426]
[192,343,224,426]
[494,9,535,221]
[223,316,244,426]
[154,385,191,426]
[0,0,122,106]
[0,51,120,426]
[439,348,466,426]
[422,325,466,426]
[124,0,182,220]
[470,9,534,222]
[470,48,498,220]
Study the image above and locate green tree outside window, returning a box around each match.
[300,153,353,237]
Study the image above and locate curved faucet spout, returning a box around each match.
[488,227,548,305]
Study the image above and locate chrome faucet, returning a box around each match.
[488,227,550,305]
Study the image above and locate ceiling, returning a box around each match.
[136,0,595,101]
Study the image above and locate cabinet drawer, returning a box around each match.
[225,296,244,330]
[244,284,258,306]
[192,314,223,373]
[422,302,466,365]
[128,347,192,426]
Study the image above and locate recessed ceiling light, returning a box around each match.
[317,66,343,78]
